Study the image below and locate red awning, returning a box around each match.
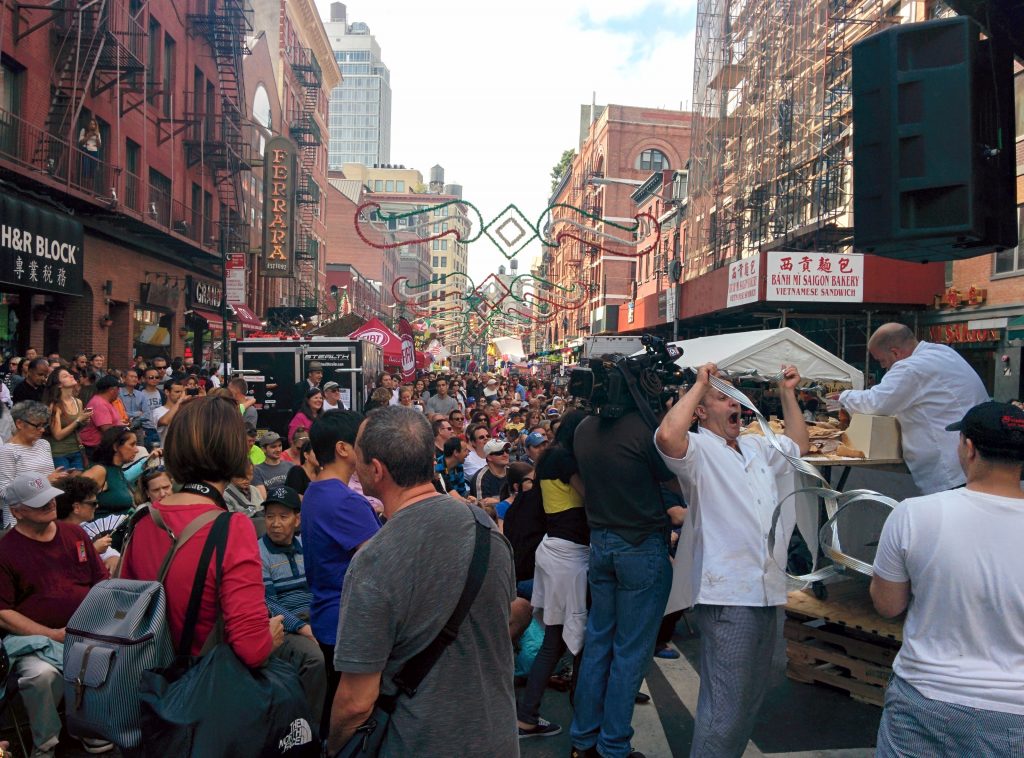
[231,303,262,328]
[349,317,404,364]
[189,309,223,324]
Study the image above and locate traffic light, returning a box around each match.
[852,16,1016,262]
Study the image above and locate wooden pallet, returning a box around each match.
[784,580,903,707]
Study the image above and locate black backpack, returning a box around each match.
[502,485,546,582]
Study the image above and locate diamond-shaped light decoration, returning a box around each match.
[483,204,538,260]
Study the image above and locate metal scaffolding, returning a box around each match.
[684,0,899,278]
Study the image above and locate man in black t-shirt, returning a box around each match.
[569,411,675,758]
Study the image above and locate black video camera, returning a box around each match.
[568,335,689,419]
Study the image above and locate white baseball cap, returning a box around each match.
[5,473,63,509]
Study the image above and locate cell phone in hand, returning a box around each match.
[186,388,199,396]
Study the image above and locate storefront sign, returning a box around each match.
[766,251,864,302]
[186,276,223,310]
[225,253,246,306]
[928,323,1001,344]
[0,195,84,296]
[140,280,180,310]
[261,136,296,278]
[665,285,677,322]
[726,255,761,307]
[627,300,635,324]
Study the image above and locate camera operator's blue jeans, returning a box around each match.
[570,528,672,758]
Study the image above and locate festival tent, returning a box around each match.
[490,336,526,362]
[666,328,864,389]
[349,318,404,365]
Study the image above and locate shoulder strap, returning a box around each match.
[150,507,223,583]
[383,506,492,711]
[177,512,232,657]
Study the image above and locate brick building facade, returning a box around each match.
[0,0,255,366]
[543,104,693,347]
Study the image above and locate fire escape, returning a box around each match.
[185,0,253,261]
[286,45,323,314]
[15,0,145,183]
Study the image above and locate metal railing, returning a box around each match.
[0,106,225,254]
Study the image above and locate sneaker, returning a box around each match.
[654,645,680,659]
[569,746,600,758]
[29,748,55,758]
[519,718,562,739]
[79,737,115,754]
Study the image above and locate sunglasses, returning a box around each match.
[488,445,512,455]
[79,499,98,506]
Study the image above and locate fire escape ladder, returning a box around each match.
[287,44,323,311]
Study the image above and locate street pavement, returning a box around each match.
[520,610,883,758]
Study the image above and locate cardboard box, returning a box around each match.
[845,414,902,460]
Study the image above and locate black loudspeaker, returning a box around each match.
[852,16,1017,262]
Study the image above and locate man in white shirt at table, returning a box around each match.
[655,362,809,758]
[838,322,988,494]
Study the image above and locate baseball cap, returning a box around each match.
[258,431,282,447]
[96,375,124,391]
[484,439,512,456]
[546,407,560,416]
[945,401,1024,454]
[263,485,301,512]
[323,381,340,391]
[466,396,476,405]
[525,431,547,447]
[5,473,63,509]
[486,378,498,386]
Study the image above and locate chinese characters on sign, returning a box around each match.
[766,251,864,302]
[261,136,296,278]
[0,195,84,296]
[726,255,761,307]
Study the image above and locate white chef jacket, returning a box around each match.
[657,427,800,610]
[839,341,989,495]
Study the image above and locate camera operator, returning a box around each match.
[569,368,677,758]
[655,362,808,758]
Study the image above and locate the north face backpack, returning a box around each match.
[62,509,221,749]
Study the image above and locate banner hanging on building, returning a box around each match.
[0,195,84,296]
[765,251,864,303]
[726,255,761,308]
[397,317,416,382]
[261,136,296,278]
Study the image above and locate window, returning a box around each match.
[993,208,1024,275]
[385,180,394,192]
[162,34,176,118]
[374,179,383,191]
[441,256,447,268]
[636,148,669,172]
[0,57,24,158]
[148,168,172,226]
[253,84,272,129]
[432,256,439,267]
[397,180,405,192]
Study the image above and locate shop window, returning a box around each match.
[993,208,1024,275]
[0,57,24,159]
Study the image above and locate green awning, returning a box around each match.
[1008,316,1024,341]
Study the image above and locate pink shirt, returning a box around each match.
[79,395,120,447]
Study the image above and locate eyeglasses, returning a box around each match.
[79,499,98,506]
[474,434,490,441]
[21,420,47,430]
[451,417,464,422]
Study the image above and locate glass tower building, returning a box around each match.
[324,3,392,169]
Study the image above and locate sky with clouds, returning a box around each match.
[312,0,697,282]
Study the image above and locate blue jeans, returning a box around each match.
[570,529,673,757]
[52,451,84,472]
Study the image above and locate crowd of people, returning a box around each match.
[0,323,1019,758]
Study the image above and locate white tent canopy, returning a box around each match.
[667,327,864,389]
[491,336,526,362]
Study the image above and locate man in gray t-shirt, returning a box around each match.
[423,378,461,417]
[327,407,517,758]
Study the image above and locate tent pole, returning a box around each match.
[865,311,873,380]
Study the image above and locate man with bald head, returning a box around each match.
[839,322,989,494]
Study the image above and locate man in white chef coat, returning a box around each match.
[839,322,989,494]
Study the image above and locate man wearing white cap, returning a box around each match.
[0,474,110,757]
